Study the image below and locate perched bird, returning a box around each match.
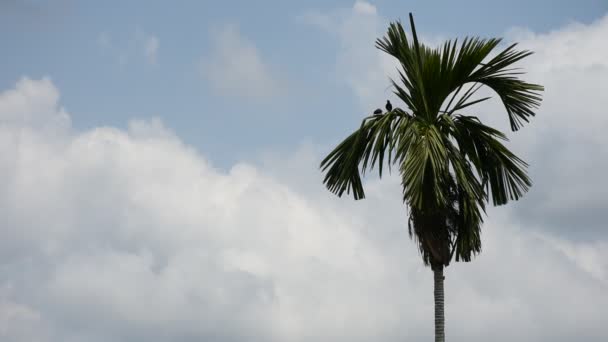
[385,100,393,112]
[373,108,383,115]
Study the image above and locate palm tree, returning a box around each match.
[319,13,542,342]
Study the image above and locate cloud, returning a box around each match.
[200,25,282,101]
[97,32,112,49]
[353,0,377,15]
[0,73,607,342]
[144,35,159,65]
[497,15,608,240]
[302,1,398,112]
[0,76,70,130]
[301,1,448,114]
[97,29,160,66]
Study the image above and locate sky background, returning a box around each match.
[1,1,607,341]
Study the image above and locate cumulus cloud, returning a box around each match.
[0,76,70,130]
[498,15,608,240]
[200,25,282,101]
[1,77,406,342]
[0,71,606,342]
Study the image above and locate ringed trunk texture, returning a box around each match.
[433,265,445,342]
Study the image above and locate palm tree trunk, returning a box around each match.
[433,265,445,342]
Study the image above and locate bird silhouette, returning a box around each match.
[385,100,392,112]
[373,108,383,115]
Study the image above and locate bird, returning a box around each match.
[373,108,383,115]
[385,100,393,112]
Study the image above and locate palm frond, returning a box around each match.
[320,110,410,199]
[376,18,543,132]
[399,119,451,209]
[452,189,483,262]
[468,44,544,130]
[452,115,531,205]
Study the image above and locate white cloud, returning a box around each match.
[302,1,401,113]
[97,32,111,50]
[353,1,377,15]
[0,76,70,130]
[144,35,159,65]
[0,70,607,342]
[97,29,160,66]
[200,25,281,101]
[496,15,608,240]
[0,285,49,342]
[507,15,608,71]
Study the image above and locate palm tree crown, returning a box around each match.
[320,14,543,268]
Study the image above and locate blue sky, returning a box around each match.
[2,0,606,168]
[1,1,608,341]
